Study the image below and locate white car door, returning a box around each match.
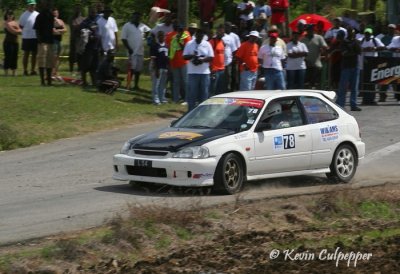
[249,97,312,175]
[299,96,340,169]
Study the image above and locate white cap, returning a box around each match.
[248,30,261,38]
[297,19,307,25]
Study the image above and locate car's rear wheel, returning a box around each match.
[213,153,244,194]
[326,144,357,183]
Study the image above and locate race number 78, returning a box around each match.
[283,134,295,149]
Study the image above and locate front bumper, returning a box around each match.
[113,153,218,187]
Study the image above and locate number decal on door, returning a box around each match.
[283,134,295,149]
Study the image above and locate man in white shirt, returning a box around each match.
[359,28,385,105]
[121,12,150,90]
[19,0,39,76]
[97,7,118,54]
[286,31,308,89]
[258,32,286,90]
[183,29,214,111]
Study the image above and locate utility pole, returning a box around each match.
[177,0,189,27]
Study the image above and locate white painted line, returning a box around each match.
[362,141,400,164]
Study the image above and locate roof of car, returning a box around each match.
[213,90,337,101]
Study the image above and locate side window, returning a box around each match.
[259,98,304,130]
[300,96,339,124]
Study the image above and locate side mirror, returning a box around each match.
[255,122,272,132]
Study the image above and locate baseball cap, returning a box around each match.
[27,0,36,5]
[334,17,342,22]
[188,22,198,29]
[388,24,396,29]
[269,32,279,38]
[297,19,307,25]
[364,28,373,34]
[248,30,261,38]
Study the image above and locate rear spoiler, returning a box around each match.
[302,89,337,101]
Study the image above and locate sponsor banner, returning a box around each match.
[363,56,400,85]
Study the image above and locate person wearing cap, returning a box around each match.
[286,30,308,89]
[296,19,307,35]
[336,27,362,111]
[258,31,286,90]
[121,12,151,90]
[269,0,289,37]
[150,12,174,41]
[235,30,260,91]
[166,23,191,103]
[96,6,118,55]
[183,29,214,111]
[324,17,347,43]
[188,22,198,37]
[301,23,328,89]
[262,25,287,54]
[19,0,39,76]
[359,27,385,106]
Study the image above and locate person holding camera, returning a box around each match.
[183,28,214,111]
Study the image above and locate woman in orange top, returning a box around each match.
[235,30,260,90]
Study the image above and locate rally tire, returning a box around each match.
[326,144,357,183]
[213,153,244,195]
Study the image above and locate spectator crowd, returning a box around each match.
[3,0,400,111]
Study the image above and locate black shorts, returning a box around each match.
[22,38,38,52]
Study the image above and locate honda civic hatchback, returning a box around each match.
[113,90,365,194]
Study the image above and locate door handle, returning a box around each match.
[298,133,306,137]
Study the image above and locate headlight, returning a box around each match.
[172,146,210,159]
[120,134,144,154]
[120,141,132,154]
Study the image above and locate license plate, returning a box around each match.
[134,159,152,167]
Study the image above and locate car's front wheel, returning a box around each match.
[213,153,244,194]
[326,144,357,183]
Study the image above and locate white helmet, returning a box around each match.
[266,103,282,117]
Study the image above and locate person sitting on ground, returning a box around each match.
[96,50,120,94]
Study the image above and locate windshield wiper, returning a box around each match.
[189,125,213,129]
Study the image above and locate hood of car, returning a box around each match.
[131,127,234,152]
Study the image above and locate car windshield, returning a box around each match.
[173,98,265,132]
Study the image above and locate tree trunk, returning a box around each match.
[363,0,370,11]
[351,0,357,9]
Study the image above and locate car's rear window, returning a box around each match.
[300,96,339,124]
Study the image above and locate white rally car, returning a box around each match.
[113,90,365,194]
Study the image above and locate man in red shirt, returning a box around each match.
[209,24,225,96]
[235,30,260,90]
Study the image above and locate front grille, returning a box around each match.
[133,150,168,156]
[126,165,167,177]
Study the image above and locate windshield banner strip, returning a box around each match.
[205,98,265,108]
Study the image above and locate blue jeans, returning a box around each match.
[336,67,359,108]
[264,68,286,90]
[171,65,187,103]
[152,68,168,104]
[209,70,225,96]
[287,69,306,89]
[187,74,210,111]
[239,70,257,91]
